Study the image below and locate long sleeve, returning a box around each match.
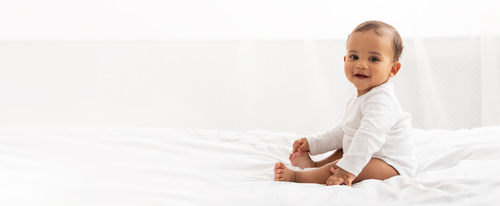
[306,122,344,155]
[336,90,400,177]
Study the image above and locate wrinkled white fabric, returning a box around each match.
[1,126,500,205]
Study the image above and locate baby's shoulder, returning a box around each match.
[359,83,403,113]
[362,83,396,101]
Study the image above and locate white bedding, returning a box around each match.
[1,126,500,205]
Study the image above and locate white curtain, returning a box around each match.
[0,0,499,134]
[396,1,500,130]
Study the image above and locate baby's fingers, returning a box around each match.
[332,177,345,186]
[330,167,336,175]
[326,175,342,186]
[326,176,335,186]
[298,144,308,152]
[292,140,303,153]
[345,179,352,187]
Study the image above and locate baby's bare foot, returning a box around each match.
[274,162,296,182]
[289,150,315,169]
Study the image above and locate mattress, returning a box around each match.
[1,126,500,205]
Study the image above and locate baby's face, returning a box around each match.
[344,31,400,96]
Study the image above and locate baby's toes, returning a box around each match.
[274,163,283,180]
[275,172,283,181]
[274,162,280,172]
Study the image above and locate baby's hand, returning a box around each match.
[292,138,310,153]
[326,167,356,187]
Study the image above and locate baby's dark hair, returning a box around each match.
[348,20,404,61]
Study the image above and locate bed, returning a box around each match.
[1,126,500,205]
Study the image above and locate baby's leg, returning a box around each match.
[315,149,343,167]
[353,158,399,183]
[276,158,399,184]
[289,149,344,169]
[275,161,340,184]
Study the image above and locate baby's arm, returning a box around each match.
[306,123,344,156]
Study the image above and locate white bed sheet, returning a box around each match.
[1,126,500,205]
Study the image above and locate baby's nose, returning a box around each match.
[356,61,368,69]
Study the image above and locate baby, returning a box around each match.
[274,20,417,186]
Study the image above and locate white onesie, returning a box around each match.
[306,83,417,177]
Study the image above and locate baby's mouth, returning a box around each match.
[355,74,369,79]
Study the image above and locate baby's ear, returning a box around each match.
[389,61,401,77]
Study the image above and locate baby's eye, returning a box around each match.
[369,57,379,62]
[350,55,358,60]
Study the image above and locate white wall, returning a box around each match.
[1,37,496,134]
[1,1,499,134]
[1,0,499,40]
[0,40,350,134]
